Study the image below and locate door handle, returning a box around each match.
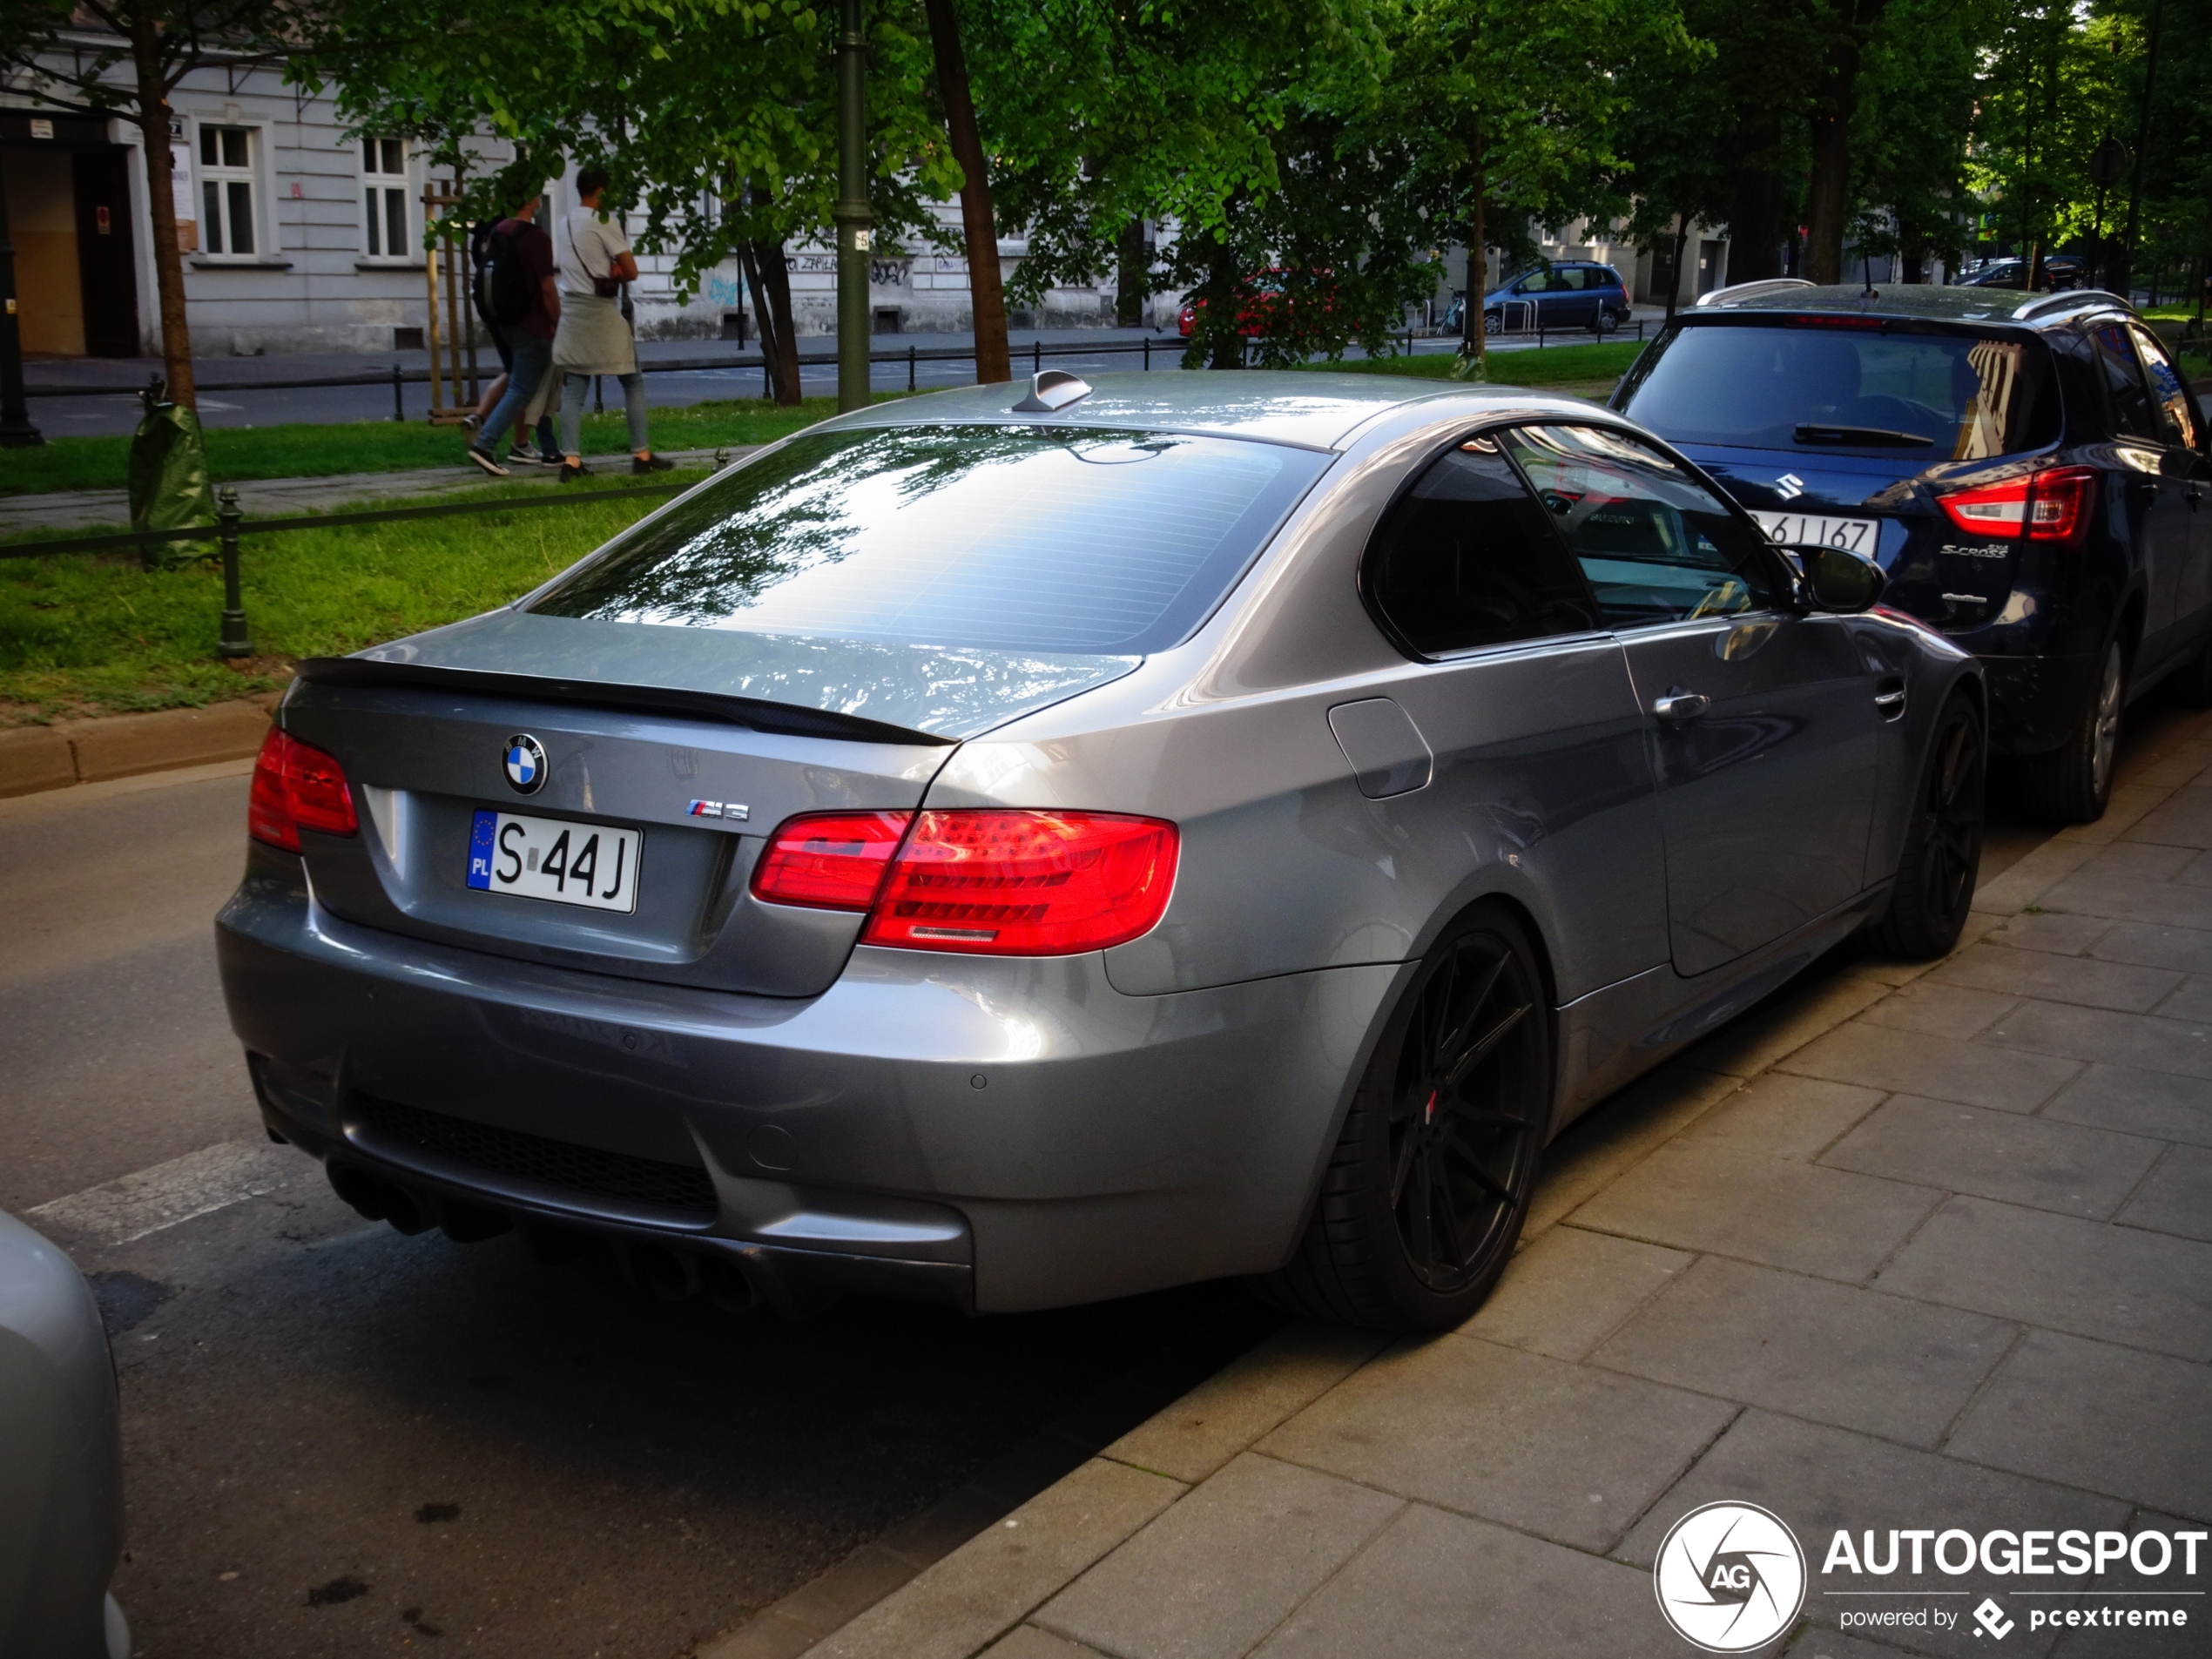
[1875,680,1907,718]
[1654,690,1710,723]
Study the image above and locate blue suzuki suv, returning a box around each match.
[1614,280,2212,823]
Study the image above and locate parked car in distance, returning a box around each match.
[219,372,1983,1335]
[1952,254,2087,291]
[1177,268,1370,341]
[1614,278,2212,824]
[1481,261,1629,334]
[0,1210,129,1659]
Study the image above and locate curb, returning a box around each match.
[697,705,2212,1659]
[0,695,276,799]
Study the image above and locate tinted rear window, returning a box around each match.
[1617,320,2061,460]
[529,425,1328,653]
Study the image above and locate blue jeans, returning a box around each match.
[561,371,650,457]
[478,331,552,451]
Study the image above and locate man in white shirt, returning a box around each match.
[550,165,674,480]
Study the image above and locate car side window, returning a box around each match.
[1517,271,1548,293]
[1497,423,1784,630]
[2092,321,2163,443]
[1362,435,1600,657]
[2127,322,2203,451]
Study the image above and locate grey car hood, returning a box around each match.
[352,609,1141,740]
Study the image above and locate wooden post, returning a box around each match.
[422,185,445,420]
[421,186,472,425]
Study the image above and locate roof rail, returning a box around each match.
[2013,288,2129,321]
[1692,278,1816,309]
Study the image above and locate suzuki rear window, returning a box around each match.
[1616,320,2061,460]
[528,425,1327,654]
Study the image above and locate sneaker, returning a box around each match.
[504,444,543,466]
[536,447,564,467]
[558,459,591,482]
[460,412,482,435]
[466,445,509,477]
[632,453,676,475]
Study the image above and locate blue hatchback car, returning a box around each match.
[1615,279,2212,824]
[1482,260,1629,334]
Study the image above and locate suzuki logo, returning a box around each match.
[1775,473,1806,501]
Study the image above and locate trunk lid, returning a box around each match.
[278,614,1141,997]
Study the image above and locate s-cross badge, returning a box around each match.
[503,734,549,795]
[1775,473,1806,501]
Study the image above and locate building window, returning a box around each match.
[361,138,414,260]
[199,125,257,256]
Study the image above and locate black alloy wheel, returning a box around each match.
[1261,906,1549,1332]
[1874,691,1986,959]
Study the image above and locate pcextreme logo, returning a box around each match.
[1653,1501,1808,1652]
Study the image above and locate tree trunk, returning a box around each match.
[742,240,802,406]
[1204,219,1243,370]
[128,12,193,408]
[1902,245,1923,285]
[1116,216,1148,327]
[1727,117,1784,285]
[1804,0,1885,287]
[1664,215,1689,321]
[922,0,1010,385]
[1466,172,1486,368]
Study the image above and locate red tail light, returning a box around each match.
[752,808,1180,955]
[248,728,359,852]
[749,811,913,909]
[1937,466,2097,549]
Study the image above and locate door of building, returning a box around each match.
[72,148,140,357]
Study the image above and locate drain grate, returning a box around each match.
[353,1096,717,1217]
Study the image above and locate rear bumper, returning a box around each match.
[216,874,1405,1313]
[1977,651,2097,756]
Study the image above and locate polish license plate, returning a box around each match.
[467,809,640,913]
[1751,511,1882,555]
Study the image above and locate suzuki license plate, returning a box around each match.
[467,809,640,914]
[1751,511,1881,555]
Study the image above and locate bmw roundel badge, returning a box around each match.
[502,733,549,795]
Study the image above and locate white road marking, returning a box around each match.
[30,1140,301,1245]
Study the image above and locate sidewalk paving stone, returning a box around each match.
[1674,1072,1888,1163]
[1856,979,2020,1038]
[1778,1021,2082,1113]
[1928,942,2185,1014]
[2085,920,2212,974]
[2038,871,2212,930]
[1033,1454,1401,1659]
[1983,999,2212,1080]
[1942,1330,2212,1522]
[2115,782,2212,847]
[1254,1334,1737,1553]
[981,1629,1108,1659]
[1872,1196,2212,1361]
[1520,1062,1743,1237]
[1250,1504,1684,1659]
[1565,1141,1945,1281]
[1587,1257,2016,1448]
[2114,1143,2212,1242]
[2143,973,2212,1022]
[1983,913,2116,956]
[1818,1096,2164,1220]
[1100,1324,1387,1487]
[2040,1062,2212,1146]
[1459,1224,1691,1362]
[2045,1508,2208,1659]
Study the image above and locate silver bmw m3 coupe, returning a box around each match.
[217,371,1985,1332]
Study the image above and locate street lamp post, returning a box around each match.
[0,148,47,448]
[834,0,873,415]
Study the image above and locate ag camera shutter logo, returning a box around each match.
[1654,1501,1808,1652]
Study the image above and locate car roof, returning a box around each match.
[1685,280,2128,330]
[813,369,1609,451]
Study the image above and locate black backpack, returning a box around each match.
[474,220,531,327]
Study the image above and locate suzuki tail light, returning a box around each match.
[248,729,359,852]
[751,811,915,909]
[861,811,1179,955]
[1938,466,2097,549]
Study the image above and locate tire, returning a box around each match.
[1595,308,1621,334]
[1258,905,1549,1332]
[1872,692,1986,959]
[2013,637,2125,826]
[1483,311,1502,336]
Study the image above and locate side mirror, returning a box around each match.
[1792,544,1886,613]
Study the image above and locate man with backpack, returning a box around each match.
[466,190,557,477]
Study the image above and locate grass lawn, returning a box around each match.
[0,395,891,497]
[1308,338,1647,396]
[0,471,709,725]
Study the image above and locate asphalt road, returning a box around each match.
[0,763,1278,1659]
[17,323,1655,438]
